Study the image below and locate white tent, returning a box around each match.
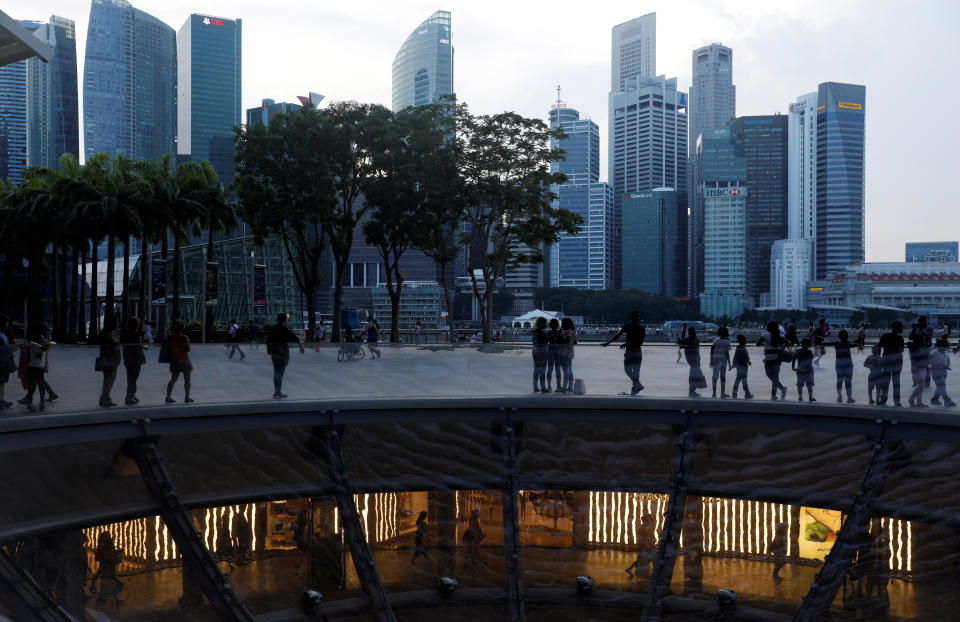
[511,309,561,328]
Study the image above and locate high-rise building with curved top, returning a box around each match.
[391,10,453,111]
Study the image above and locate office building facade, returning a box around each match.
[391,10,453,111]
[177,14,241,184]
[816,82,865,278]
[548,103,613,290]
[906,242,958,263]
[25,16,78,170]
[0,47,27,182]
[609,75,687,288]
[769,239,811,310]
[733,115,788,301]
[611,13,655,91]
[246,99,300,127]
[688,43,734,168]
[621,189,686,296]
[84,0,176,162]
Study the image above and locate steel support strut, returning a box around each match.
[0,548,78,622]
[497,411,525,622]
[641,416,697,622]
[314,426,397,622]
[792,422,896,622]
[127,436,254,622]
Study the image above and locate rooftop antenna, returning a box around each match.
[556,84,562,107]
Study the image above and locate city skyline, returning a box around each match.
[3,0,957,263]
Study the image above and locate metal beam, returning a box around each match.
[792,422,896,622]
[313,426,396,622]
[0,548,78,622]
[496,412,525,622]
[641,416,697,622]
[127,437,254,622]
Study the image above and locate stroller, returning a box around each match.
[337,339,365,362]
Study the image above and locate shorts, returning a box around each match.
[836,365,853,380]
[796,371,814,387]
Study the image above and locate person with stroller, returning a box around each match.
[365,317,381,360]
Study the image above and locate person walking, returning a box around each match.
[813,319,830,366]
[0,315,14,409]
[877,321,904,406]
[929,338,955,407]
[464,508,485,565]
[247,320,259,349]
[907,330,930,408]
[97,318,122,408]
[731,334,753,399]
[864,345,883,404]
[682,327,708,398]
[227,319,246,360]
[910,316,934,388]
[22,323,50,412]
[675,322,688,364]
[625,514,656,578]
[559,317,577,394]
[792,338,816,402]
[413,320,422,346]
[365,317,381,360]
[411,511,429,564]
[546,318,562,392]
[267,312,304,399]
[758,321,789,400]
[772,522,788,580]
[121,317,146,405]
[92,532,124,606]
[856,324,866,352]
[143,321,153,344]
[164,320,194,403]
[710,327,732,398]
[602,310,646,396]
[826,330,856,403]
[531,317,550,392]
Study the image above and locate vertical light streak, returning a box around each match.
[723,499,729,551]
[155,516,161,561]
[589,492,594,542]
[602,492,608,543]
[896,519,904,571]
[250,504,257,551]
[888,519,896,569]
[907,521,912,572]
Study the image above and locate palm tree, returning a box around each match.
[168,162,207,322]
[198,161,236,339]
[10,172,55,323]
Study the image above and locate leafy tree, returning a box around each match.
[454,105,582,342]
[235,108,334,339]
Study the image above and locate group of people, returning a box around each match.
[530,317,578,393]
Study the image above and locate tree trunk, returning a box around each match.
[88,239,99,337]
[159,233,168,340]
[439,262,455,343]
[78,248,87,342]
[482,286,494,343]
[138,237,148,321]
[331,259,347,343]
[69,248,79,342]
[105,233,116,328]
[388,270,403,343]
[205,229,215,342]
[172,237,181,322]
[27,250,42,324]
[58,244,68,341]
[304,282,317,345]
[50,243,60,335]
[121,238,131,320]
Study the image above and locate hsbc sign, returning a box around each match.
[705,187,747,198]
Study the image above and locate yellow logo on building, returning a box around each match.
[838,102,862,110]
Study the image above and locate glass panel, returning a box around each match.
[877,439,960,520]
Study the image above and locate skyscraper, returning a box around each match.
[816,82,865,278]
[733,115,788,301]
[609,75,687,288]
[548,101,613,290]
[26,16,79,169]
[391,10,453,111]
[611,13,655,92]
[621,189,686,296]
[0,46,27,183]
[84,0,176,162]
[246,99,301,127]
[177,14,241,184]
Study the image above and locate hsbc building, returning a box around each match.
[702,184,752,319]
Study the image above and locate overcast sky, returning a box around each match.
[8,0,960,262]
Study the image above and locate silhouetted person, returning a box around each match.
[0,314,13,409]
[710,326,732,398]
[825,329,855,403]
[121,317,146,405]
[165,319,193,403]
[412,511,429,564]
[365,317,381,360]
[864,345,883,404]
[92,532,124,606]
[625,514,656,578]
[464,509,485,565]
[772,522,788,580]
[877,321,904,406]
[228,319,245,360]
[731,334,753,399]
[267,312,304,399]
[758,321,788,400]
[98,318,121,407]
[813,318,830,366]
[559,317,577,393]
[792,338,815,401]
[22,322,50,412]
[531,317,549,392]
[907,330,930,408]
[675,322,688,364]
[930,338,955,407]
[602,310,645,396]
[546,318,562,391]
[910,316,934,388]
[682,327,707,398]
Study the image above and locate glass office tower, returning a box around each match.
[177,14,241,184]
[83,0,176,162]
[0,47,27,183]
[26,16,79,169]
[391,10,453,111]
[621,189,685,295]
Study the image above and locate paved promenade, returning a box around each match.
[3,341,956,415]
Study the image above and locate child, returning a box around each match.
[907,333,929,408]
[731,334,753,399]
[22,323,50,412]
[864,345,882,404]
[792,338,815,402]
[682,328,708,398]
[827,330,856,404]
[710,327,732,398]
[929,338,955,407]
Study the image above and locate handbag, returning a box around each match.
[778,347,795,363]
[94,356,115,372]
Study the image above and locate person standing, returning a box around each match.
[682,327,708,398]
[531,317,550,393]
[546,318,562,392]
[758,321,788,400]
[22,323,50,412]
[625,514,656,578]
[826,330,856,403]
[675,322,688,364]
[856,324,866,352]
[121,317,146,405]
[731,334,753,399]
[97,319,122,408]
[365,317,381,360]
[792,338,816,402]
[559,317,577,394]
[772,522,788,580]
[143,321,153,344]
[877,321,905,406]
[813,318,830,366]
[413,320,422,346]
[247,320,259,349]
[165,320,194,403]
[710,327,732,398]
[92,532,124,606]
[267,312,304,399]
[602,311,646,396]
[227,319,246,360]
[907,331,930,408]
[864,345,883,405]
[929,338,955,407]
[910,316,934,388]
[0,315,14,409]
[411,511,429,564]
[464,508,485,565]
